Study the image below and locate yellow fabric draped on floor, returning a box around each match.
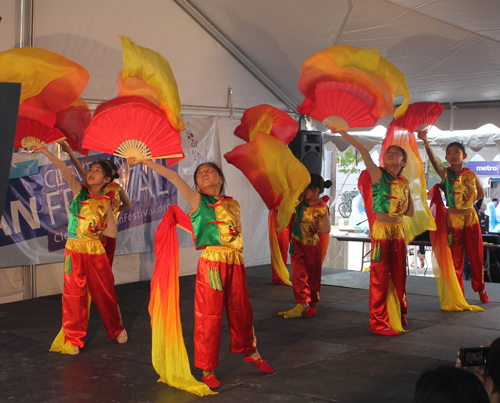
[149,206,215,396]
[429,185,483,312]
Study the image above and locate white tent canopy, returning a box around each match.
[2,0,500,127]
[325,124,500,162]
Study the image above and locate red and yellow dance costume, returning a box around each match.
[58,185,124,349]
[441,168,485,294]
[190,193,256,370]
[101,181,121,266]
[369,169,409,332]
[290,199,328,308]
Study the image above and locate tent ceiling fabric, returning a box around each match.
[2,0,500,126]
[187,0,500,127]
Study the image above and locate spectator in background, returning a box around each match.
[414,366,490,403]
[486,198,500,233]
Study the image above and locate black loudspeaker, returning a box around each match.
[0,82,21,219]
[288,130,323,174]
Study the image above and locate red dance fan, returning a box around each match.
[84,96,184,166]
[14,117,66,149]
[297,81,379,131]
[392,102,444,133]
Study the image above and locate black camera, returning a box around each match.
[459,347,490,367]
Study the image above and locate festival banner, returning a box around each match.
[0,116,220,269]
[0,150,177,268]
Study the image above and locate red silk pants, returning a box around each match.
[369,221,407,332]
[447,210,485,293]
[291,238,322,305]
[194,246,256,370]
[63,238,124,348]
[101,235,117,267]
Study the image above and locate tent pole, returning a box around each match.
[20,0,34,48]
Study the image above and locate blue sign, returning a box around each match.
[465,161,500,176]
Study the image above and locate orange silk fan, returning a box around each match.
[298,81,380,131]
[83,96,184,166]
[392,102,444,133]
[14,117,66,149]
[234,104,298,144]
[55,99,91,156]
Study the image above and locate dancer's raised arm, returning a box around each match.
[417,130,446,181]
[127,158,201,210]
[33,147,82,196]
[336,130,382,184]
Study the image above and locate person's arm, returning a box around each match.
[337,130,382,184]
[34,147,82,196]
[102,206,117,238]
[59,141,87,183]
[405,190,414,217]
[118,187,132,212]
[319,212,331,233]
[474,172,485,201]
[128,158,200,210]
[417,130,447,181]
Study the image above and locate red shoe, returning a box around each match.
[304,306,317,318]
[372,328,399,336]
[480,291,489,303]
[402,315,408,326]
[202,373,221,388]
[244,355,274,373]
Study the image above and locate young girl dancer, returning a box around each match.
[127,158,273,389]
[418,131,488,302]
[337,130,414,335]
[279,174,332,318]
[34,146,127,355]
[59,141,131,266]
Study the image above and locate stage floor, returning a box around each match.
[1,266,498,403]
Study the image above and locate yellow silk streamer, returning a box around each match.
[380,125,436,243]
[429,186,484,312]
[300,45,410,118]
[119,36,184,132]
[150,206,215,396]
[268,210,292,286]
[50,293,92,354]
[0,47,89,104]
[386,279,407,333]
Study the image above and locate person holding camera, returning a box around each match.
[456,337,500,403]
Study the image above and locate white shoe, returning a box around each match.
[116,329,128,344]
[69,346,80,355]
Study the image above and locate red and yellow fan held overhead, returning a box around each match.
[392,102,444,133]
[84,96,184,166]
[55,97,91,156]
[234,104,299,144]
[225,105,311,285]
[83,37,184,166]
[14,117,66,149]
[149,205,216,396]
[298,45,411,131]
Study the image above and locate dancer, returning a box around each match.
[59,141,131,266]
[127,158,273,389]
[33,146,127,355]
[418,131,488,302]
[279,174,332,319]
[337,130,414,335]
